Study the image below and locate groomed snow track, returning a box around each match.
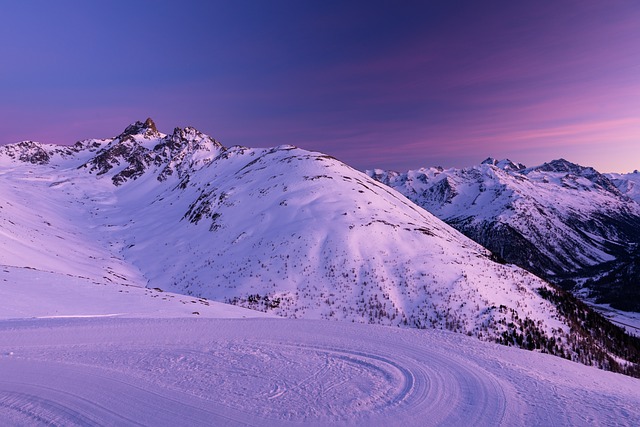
[1,318,638,426]
[0,319,507,426]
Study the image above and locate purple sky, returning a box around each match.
[1,1,639,172]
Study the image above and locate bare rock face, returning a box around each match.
[144,117,157,133]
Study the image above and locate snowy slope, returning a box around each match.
[1,120,638,373]
[0,160,146,287]
[1,259,638,426]
[368,158,640,311]
[0,266,274,320]
[1,316,639,426]
[608,170,640,204]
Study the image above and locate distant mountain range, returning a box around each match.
[368,157,640,312]
[1,119,638,376]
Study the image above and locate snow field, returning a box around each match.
[0,266,274,320]
[0,318,639,426]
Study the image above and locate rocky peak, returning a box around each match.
[155,126,226,181]
[144,117,157,132]
[481,157,497,166]
[119,118,160,140]
[533,158,583,174]
[497,159,526,171]
[481,157,525,171]
[80,120,226,185]
[80,119,163,184]
[366,169,399,186]
[0,141,51,165]
[166,126,223,151]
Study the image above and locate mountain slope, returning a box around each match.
[1,120,639,375]
[368,158,640,312]
[608,170,640,204]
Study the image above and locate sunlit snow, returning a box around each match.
[1,125,639,425]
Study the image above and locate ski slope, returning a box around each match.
[1,316,639,426]
[0,275,639,426]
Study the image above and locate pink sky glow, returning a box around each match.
[0,1,638,173]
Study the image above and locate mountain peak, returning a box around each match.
[143,117,158,133]
[480,157,525,171]
[528,159,622,195]
[0,140,51,165]
[78,120,227,185]
[119,118,160,139]
[480,157,496,166]
[534,158,582,174]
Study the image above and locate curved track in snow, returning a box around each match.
[0,318,638,426]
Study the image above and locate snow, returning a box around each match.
[368,159,640,287]
[0,201,637,426]
[585,301,640,337]
[1,315,639,426]
[608,171,640,204]
[0,266,274,320]
[1,262,639,425]
[0,137,572,348]
[1,125,639,425]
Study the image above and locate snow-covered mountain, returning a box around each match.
[608,170,640,204]
[1,120,638,375]
[367,158,640,312]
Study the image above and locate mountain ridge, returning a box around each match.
[2,120,639,375]
[368,157,640,312]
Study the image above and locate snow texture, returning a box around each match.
[0,266,639,427]
[0,316,639,426]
